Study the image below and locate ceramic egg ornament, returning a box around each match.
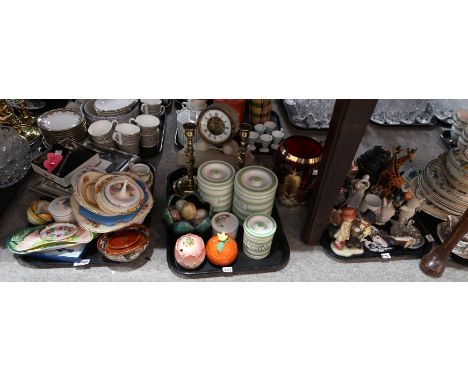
[181,202,197,220]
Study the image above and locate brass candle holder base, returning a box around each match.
[173,175,198,197]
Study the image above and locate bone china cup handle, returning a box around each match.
[159,105,165,115]
[141,104,148,114]
[112,132,122,145]
[129,118,137,125]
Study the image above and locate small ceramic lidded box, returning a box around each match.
[174,233,206,269]
[242,214,277,260]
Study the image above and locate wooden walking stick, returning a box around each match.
[420,208,468,278]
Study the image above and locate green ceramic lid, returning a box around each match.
[198,160,235,186]
[243,214,277,238]
[235,166,278,195]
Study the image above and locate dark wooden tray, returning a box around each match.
[14,162,156,268]
[165,168,290,277]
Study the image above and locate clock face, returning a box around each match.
[198,108,233,146]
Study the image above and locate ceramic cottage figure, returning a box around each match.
[348,174,371,209]
[331,207,358,255]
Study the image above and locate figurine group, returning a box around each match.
[329,145,425,257]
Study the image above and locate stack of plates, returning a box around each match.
[94,99,138,116]
[233,166,278,222]
[71,171,153,233]
[37,108,87,145]
[80,99,139,125]
[197,161,235,213]
[410,147,468,220]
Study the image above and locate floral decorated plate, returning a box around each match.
[70,190,153,234]
[6,224,94,254]
[95,174,144,215]
[39,223,78,241]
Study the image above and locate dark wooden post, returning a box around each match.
[420,208,468,277]
[302,99,377,245]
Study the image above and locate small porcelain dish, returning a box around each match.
[48,196,76,223]
[97,224,149,262]
[27,200,54,225]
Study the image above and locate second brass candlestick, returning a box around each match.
[173,122,198,196]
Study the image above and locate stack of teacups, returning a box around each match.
[130,114,160,150]
[242,213,277,260]
[233,165,278,222]
[88,120,118,149]
[112,123,140,155]
[140,99,166,116]
[197,160,235,213]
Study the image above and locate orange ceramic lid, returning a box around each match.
[206,232,238,267]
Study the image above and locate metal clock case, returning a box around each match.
[196,103,239,146]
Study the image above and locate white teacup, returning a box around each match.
[130,114,160,134]
[182,99,207,112]
[131,163,151,182]
[113,123,140,145]
[88,120,117,143]
[264,121,277,134]
[272,130,284,144]
[140,99,165,116]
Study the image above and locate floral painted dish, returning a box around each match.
[78,182,148,226]
[39,223,78,241]
[70,191,153,234]
[95,174,144,215]
[6,224,94,254]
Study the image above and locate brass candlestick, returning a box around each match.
[0,100,16,125]
[420,208,468,278]
[173,122,198,196]
[12,99,41,144]
[237,123,251,169]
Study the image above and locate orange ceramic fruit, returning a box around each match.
[206,232,238,267]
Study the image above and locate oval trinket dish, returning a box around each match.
[97,224,149,262]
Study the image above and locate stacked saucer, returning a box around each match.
[233,166,278,222]
[94,99,138,116]
[80,99,139,125]
[37,108,87,145]
[197,160,235,213]
[411,147,468,220]
[71,171,153,233]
